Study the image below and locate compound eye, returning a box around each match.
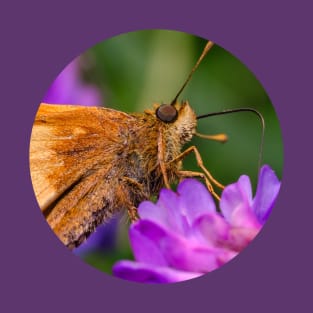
[156,104,178,123]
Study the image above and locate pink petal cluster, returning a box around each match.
[113,165,281,283]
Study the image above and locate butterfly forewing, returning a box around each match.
[30,103,137,247]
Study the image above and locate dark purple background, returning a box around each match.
[1,1,311,312]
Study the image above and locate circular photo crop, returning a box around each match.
[29,30,283,283]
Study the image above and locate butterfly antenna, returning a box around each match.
[170,41,215,105]
[197,108,265,172]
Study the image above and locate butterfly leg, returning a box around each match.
[127,206,139,222]
[122,176,144,222]
[178,170,221,201]
[168,145,225,190]
[157,128,171,189]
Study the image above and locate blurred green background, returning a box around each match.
[66,29,283,273]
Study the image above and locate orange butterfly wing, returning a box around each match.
[30,103,137,247]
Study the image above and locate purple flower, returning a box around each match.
[113,165,281,283]
[200,165,281,252]
[73,217,119,256]
[43,57,102,106]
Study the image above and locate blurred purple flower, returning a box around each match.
[73,217,119,256]
[113,165,281,283]
[43,57,102,106]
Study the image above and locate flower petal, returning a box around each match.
[192,214,238,261]
[138,188,185,233]
[253,165,281,224]
[137,200,168,227]
[156,188,186,232]
[227,227,260,251]
[129,222,168,267]
[130,220,223,272]
[193,213,230,245]
[220,175,259,228]
[177,179,216,225]
[113,261,203,283]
